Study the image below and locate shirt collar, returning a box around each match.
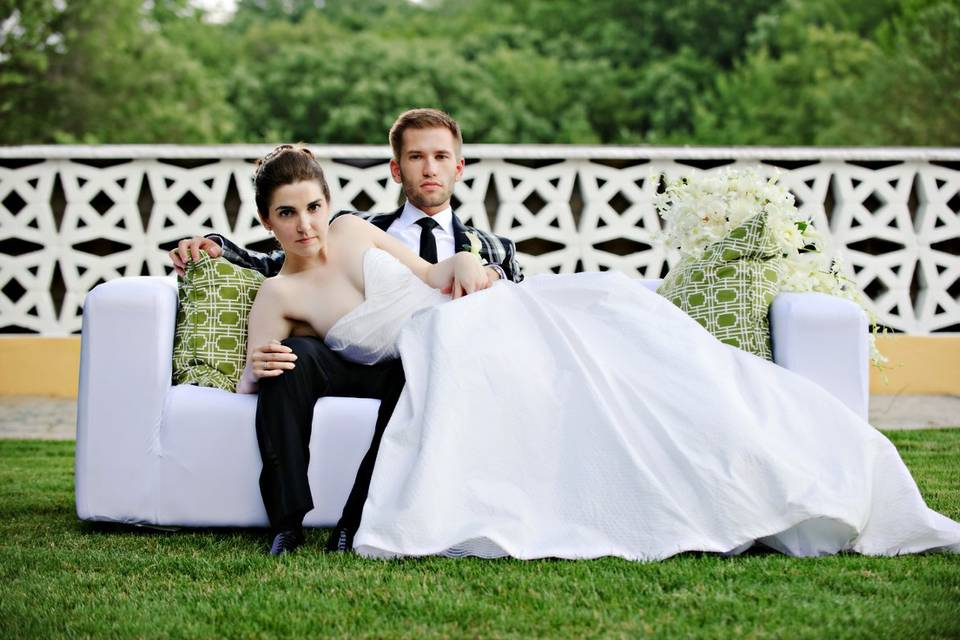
[399,201,454,235]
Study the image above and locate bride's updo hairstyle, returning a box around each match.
[253,144,332,218]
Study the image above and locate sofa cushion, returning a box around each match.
[153,386,379,527]
[657,212,783,359]
[172,253,264,391]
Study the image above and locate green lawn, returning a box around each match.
[1,432,959,639]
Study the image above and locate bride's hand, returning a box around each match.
[236,340,297,393]
[450,252,490,299]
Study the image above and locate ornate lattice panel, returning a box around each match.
[1,147,958,335]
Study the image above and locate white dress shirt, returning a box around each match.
[386,202,456,262]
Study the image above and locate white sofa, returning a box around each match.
[75,276,869,528]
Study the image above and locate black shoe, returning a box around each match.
[269,529,303,557]
[325,526,354,552]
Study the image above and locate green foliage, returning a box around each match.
[0,0,953,145]
[624,48,722,143]
[691,0,960,146]
[0,0,235,144]
[822,1,960,145]
[691,25,881,145]
[0,0,63,83]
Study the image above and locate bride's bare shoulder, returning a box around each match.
[251,275,313,321]
[254,274,293,303]
[330,213,375,236]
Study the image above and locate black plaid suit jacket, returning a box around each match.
[212,206,524,283]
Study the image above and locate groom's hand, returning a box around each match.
[169,236,223,276]
[249,340,297,380]
[484,267,502,283]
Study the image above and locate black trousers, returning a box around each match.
[255,336,405,533]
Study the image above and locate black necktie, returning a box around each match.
[415,217,440,264]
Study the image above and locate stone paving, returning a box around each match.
[0,394,957,440]
[1,396,78,440]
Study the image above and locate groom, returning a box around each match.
[170,108,523,555]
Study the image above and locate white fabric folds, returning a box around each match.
[326,249,960,561]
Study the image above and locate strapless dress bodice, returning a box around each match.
[324,248,450,364]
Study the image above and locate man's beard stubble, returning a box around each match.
[401,173,452,211]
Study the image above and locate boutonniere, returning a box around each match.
[461,231,482,258]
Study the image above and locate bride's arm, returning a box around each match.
[236,279,296,394]
[331,215,487,295]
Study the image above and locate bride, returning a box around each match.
[239,144,960,561]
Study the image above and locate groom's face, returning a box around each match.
[391,127,464,215]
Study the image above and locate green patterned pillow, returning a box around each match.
[657,212,784,359]
[172,253,265,391]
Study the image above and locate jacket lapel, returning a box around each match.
[451,213,468,254]
[370,206,404,232]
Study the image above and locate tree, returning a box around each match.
[691,5,882,145]
[821,1,960,145]
[1,0,954,145]
[0,0,235,143]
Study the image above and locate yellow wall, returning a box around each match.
[0,337,81,398]
[0,335,957,398]
[870,335,960,395]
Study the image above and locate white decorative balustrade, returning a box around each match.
[1,145,958,336]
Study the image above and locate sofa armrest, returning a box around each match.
[76,276,178,522]
[770,292,869,420]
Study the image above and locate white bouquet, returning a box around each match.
[653,167,887,367]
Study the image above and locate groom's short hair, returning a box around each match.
[389,108,463,160]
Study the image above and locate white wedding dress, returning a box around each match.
[325,248,960,561]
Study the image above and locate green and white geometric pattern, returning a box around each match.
[657,212,784,360]
[172,253,264,391]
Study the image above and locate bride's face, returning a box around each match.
[262,180,330,258]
